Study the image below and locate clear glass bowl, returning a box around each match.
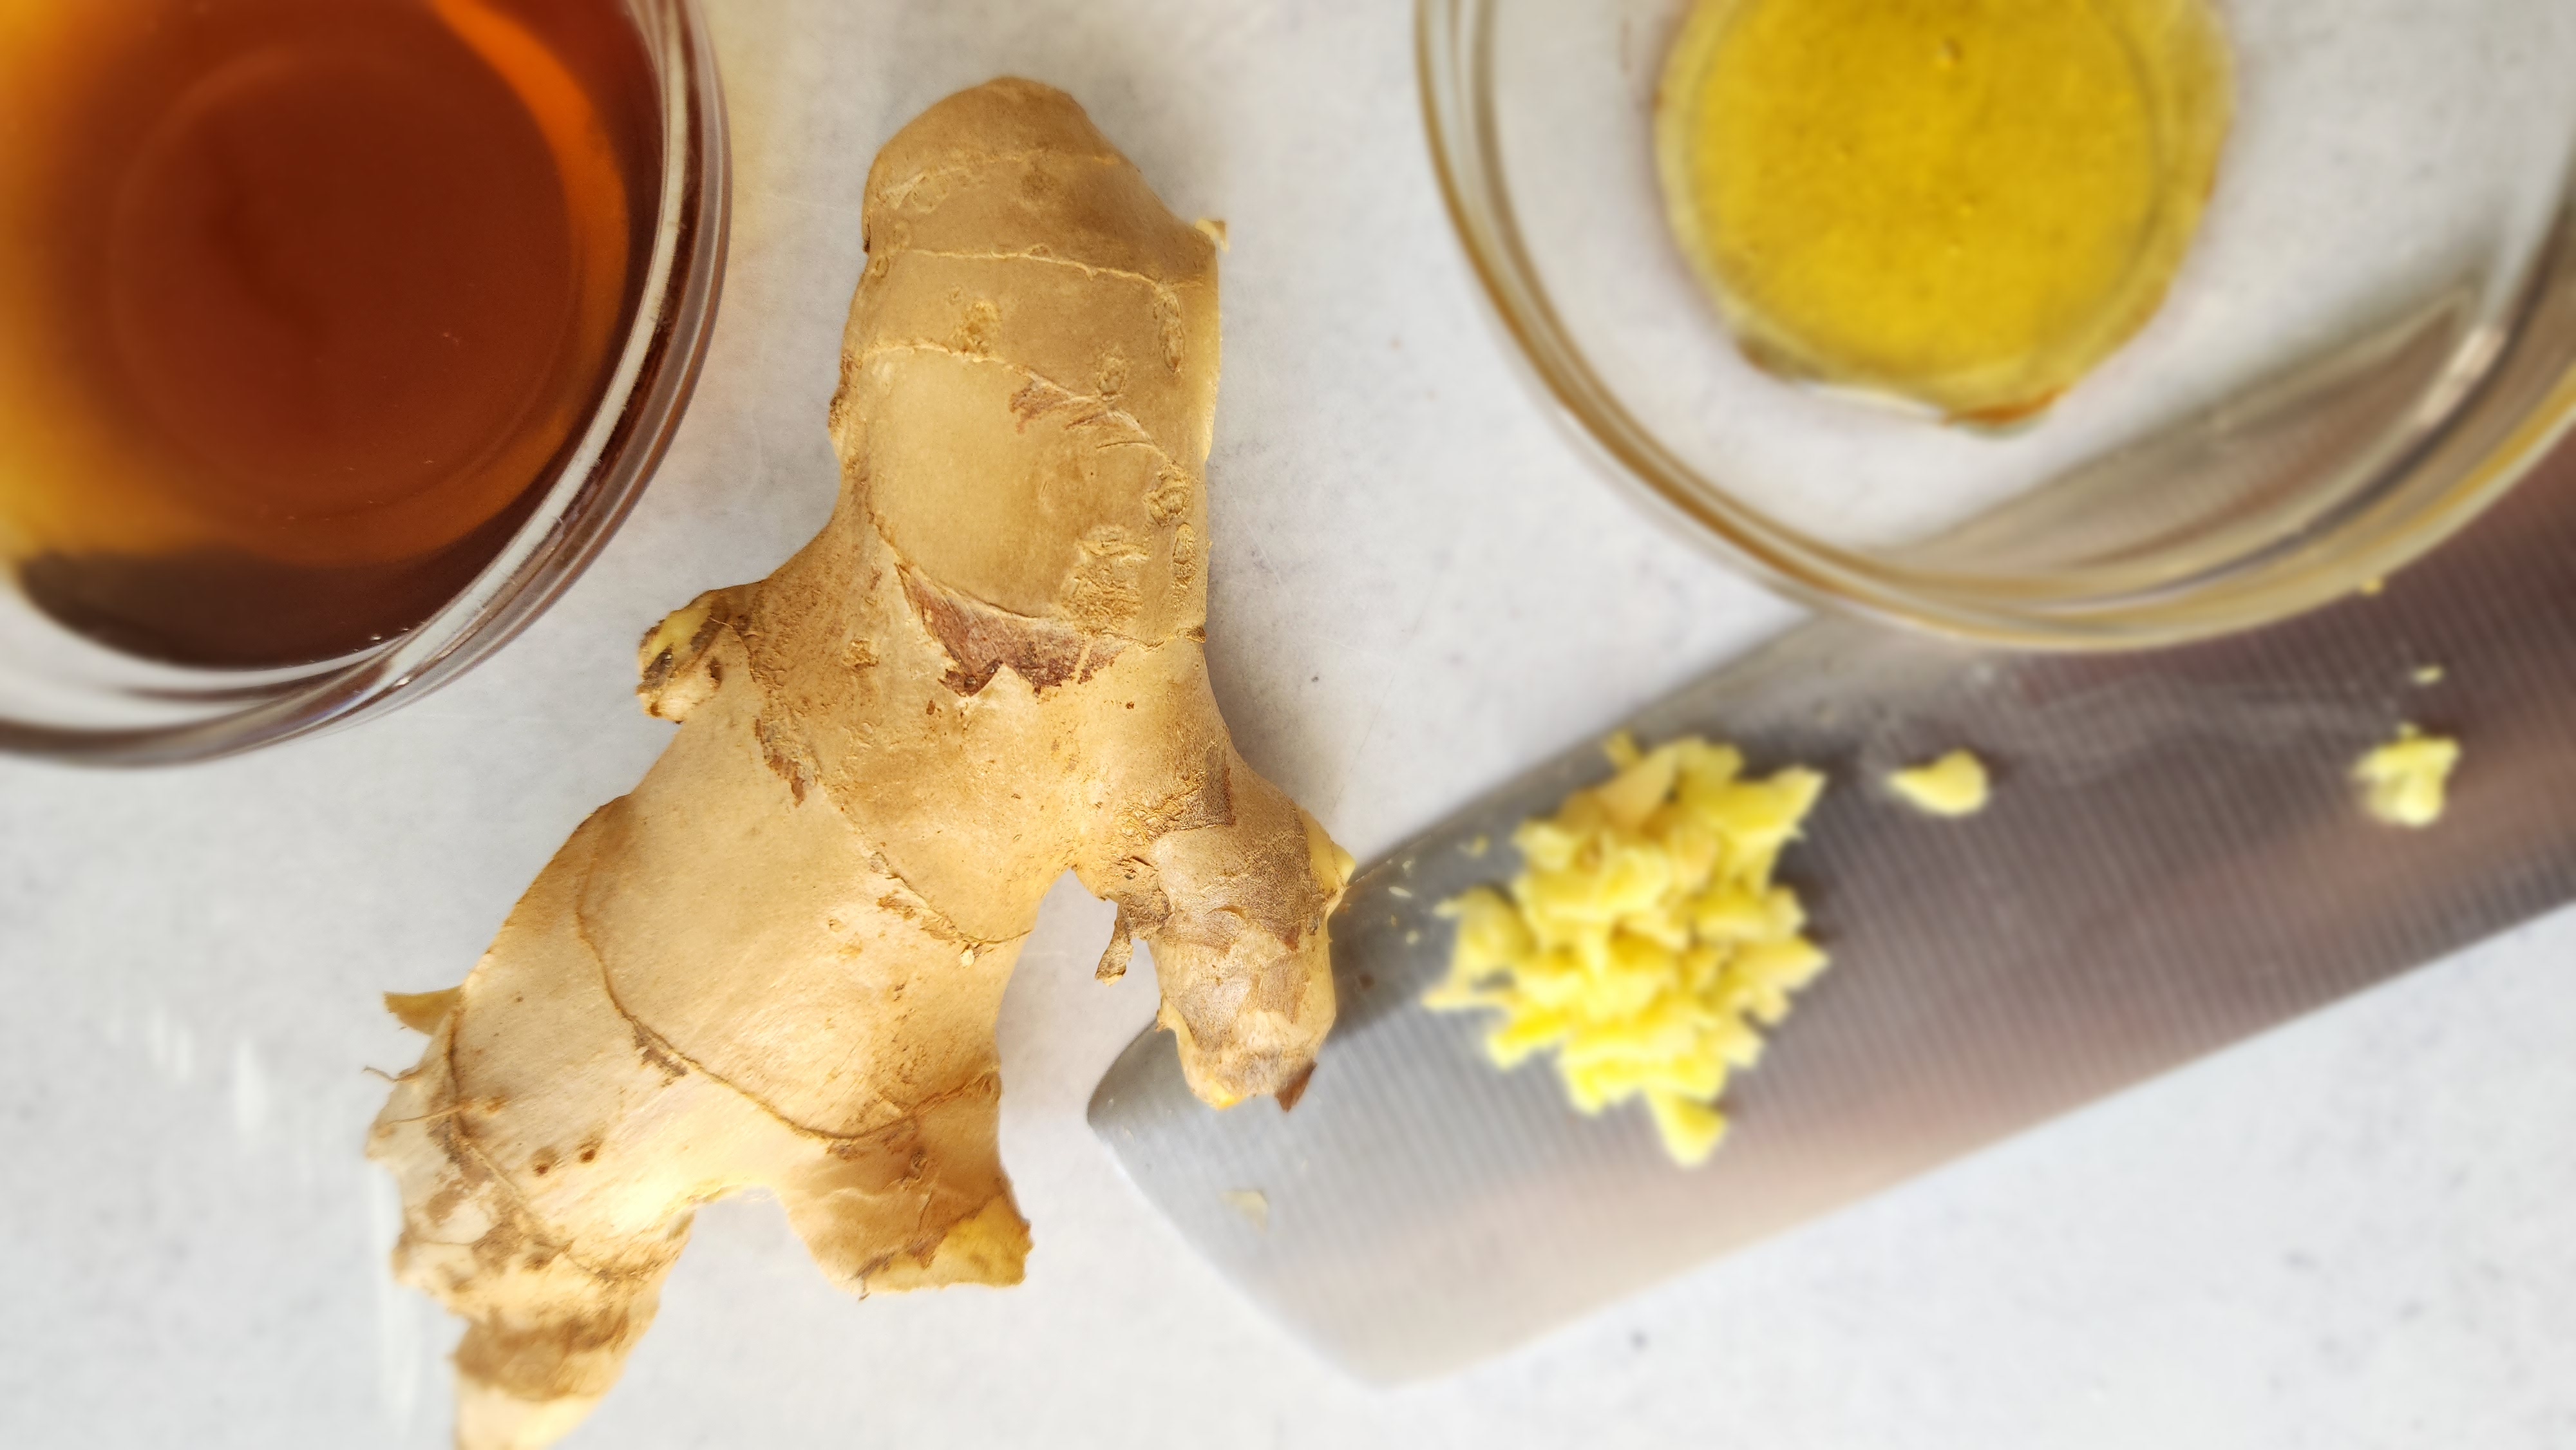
[0,0,729,764]
[1421,0,2576,647]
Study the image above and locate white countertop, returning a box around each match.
[4,1,2571,1444]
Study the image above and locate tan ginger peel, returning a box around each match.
[368,79,1351,1450]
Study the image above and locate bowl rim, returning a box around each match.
[1,0,732,765]
[1416,0,2576,650]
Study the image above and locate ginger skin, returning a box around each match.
[368,79,1350,1450]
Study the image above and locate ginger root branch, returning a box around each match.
[368,79,1348,1450]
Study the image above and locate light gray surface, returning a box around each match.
[2,0,2571,1445]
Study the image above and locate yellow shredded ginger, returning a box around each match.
[2353,724,2459,828]
[1886,748,1990,818]
[1426,732,1828,1166]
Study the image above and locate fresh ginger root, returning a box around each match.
[368,79,1352,1450]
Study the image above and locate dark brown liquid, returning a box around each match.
[0,0,660,666]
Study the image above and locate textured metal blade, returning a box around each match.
[1090,460,2576,1384]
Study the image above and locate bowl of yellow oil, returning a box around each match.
[1421,0,2576,646]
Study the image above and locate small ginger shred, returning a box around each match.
[2354,725,2459,828]
[1886,749,1991,818]
[1220,1189,1270,1231]
[1427,732,1828,1166]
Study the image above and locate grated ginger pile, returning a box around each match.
[1427,733,1827,1165]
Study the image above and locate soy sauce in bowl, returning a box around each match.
[0,0,663,668]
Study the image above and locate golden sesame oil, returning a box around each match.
[1658,0,2233,424]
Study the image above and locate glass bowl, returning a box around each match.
[0,0,728,764]
[1420,0,2576,647]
